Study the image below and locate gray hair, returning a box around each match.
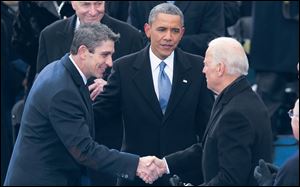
[208,37,249,76]
[70,23,120,55]
[148,3,184,26]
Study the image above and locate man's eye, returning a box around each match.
[172,29,180,33]
[101,53,110,58]
[157,28,166,32]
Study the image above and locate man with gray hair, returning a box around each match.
[4,23,159,186]
[93,3,214,185]
[154,37,273,185]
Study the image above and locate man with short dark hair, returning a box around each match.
[4,23,158,186]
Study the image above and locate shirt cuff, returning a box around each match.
[163,157,170,174]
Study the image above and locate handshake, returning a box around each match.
[136,156,168,184]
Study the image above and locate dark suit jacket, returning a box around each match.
[130,1,225,56]
[4,54,139,186]
[37,14,144,73]
[274,151,299,186]
[165,76,273,186]
[93,46,214,185]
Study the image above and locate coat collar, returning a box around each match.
[201,76,251,143]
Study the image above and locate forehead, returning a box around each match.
[94,40,115,51]
[75,1,103,6]
[77,1,103,4]
[152,13,182,27]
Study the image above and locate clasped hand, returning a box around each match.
[136,156,167,184]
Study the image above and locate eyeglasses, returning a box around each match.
[288,109,298,118]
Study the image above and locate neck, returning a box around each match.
[217,75,239,94]
[71,54,90,79]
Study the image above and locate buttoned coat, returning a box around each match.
[93,46,214,185]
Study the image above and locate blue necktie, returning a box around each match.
[158,61,171,114]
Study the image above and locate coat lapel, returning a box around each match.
[62,54,95,137]
[163,48,192,122]
[132,47,163,119]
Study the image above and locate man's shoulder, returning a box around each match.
[176,48,204,68]
[177,48,204,60]
[115,49,143,63]
[41,16,74,36]
[103,14,141,34]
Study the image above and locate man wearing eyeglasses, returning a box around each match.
[254,99,299,186]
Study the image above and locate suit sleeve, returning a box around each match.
[49,89,139,180]
[205,111,254,186]
[165,143,203,174]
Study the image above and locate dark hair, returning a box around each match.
[70,23,120,54]
[148,3,184,26]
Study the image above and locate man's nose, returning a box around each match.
[106,56,113,67]
[89,5,98,16]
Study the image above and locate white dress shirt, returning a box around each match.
[149,47,174,100]
[69,55,87,85]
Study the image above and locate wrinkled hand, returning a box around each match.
[88,78,107,101]
[136,156,168,184]
[254,159,278,186]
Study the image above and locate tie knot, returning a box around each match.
[159,61,167,71]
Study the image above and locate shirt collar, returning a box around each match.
[149,46,174,72]
[69,54,87,85]
[75,17,80,30]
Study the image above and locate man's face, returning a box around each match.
[86,40,114,79]
[202,48,220,94]
[144,13,184,60]
[71,1,105,23]
[291,103,299,140]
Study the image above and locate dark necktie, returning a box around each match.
[158,61,171,114]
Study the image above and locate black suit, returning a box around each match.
[37,14,144,73]
[130,1,225,56]
[4,54,139,186]
[165,76,273,186]
[93,46,214,185]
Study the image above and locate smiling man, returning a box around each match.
[4,23,158,186]
[93,3,214,185]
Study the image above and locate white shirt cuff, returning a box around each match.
[163,157,170,174]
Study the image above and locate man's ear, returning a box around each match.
[144,23,151,39]
[180,27,185,38]
[217,62,226,77]
[78,45,89,59]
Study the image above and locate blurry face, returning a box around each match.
[85,40,114,78]
[71,1,105,23]
[202,48,220,94]
[291,103,299,140]
[144,13,184,60]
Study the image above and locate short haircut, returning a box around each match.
[208,37,249,76]
[148,3,184,26]
[70,23,120,55]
